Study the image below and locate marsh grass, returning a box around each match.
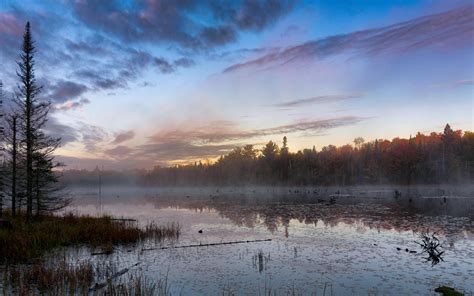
[252,249,271,273]
[2,257,94,295]
[102,272,170,296]
[2,257,169,296]
[0,212,181,263]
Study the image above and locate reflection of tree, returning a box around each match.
[148,194,473,241]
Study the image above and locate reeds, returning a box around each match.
[3,257,94,295]
[101,273,170,296]
[0,212,181,263]
[252,249,271,273]
[2,258,170,296]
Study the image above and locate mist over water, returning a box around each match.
[64,185,474,295]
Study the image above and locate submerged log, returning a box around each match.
[142,238,272,252]
[110,218,137,222]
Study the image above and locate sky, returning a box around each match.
[0,0,473,170]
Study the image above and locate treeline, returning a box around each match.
[139,126,474,186]
[0,22,67,221]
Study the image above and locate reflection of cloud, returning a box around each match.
[271,94,362,108]
[223,6,474,73]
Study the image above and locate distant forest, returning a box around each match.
[63,124,473,187]
[138,124,473,186]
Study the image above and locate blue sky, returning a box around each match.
[0,0,472,169]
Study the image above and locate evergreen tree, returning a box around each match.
[0,81,4,218]
[14,22,66,220]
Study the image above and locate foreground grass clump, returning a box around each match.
[0,212,180,263]
[3,258,94,295]
[3,257,169,296]
[102,273,170,296]
[435,286,464,296]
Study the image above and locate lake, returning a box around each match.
[66,186,474,295]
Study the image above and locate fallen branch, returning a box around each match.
[142,238,272,251]
[89,262,141,292]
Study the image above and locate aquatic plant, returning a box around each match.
[252,249,271,273]
[415,231,445,266]
[434,286,464,296]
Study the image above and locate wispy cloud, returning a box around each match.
[112,131,135,144]
[223,5,474,73]
[151,116,366,144]
[270,94,362,108]
[53,98,90,111]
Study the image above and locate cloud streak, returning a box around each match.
[151,116,366,144]
[112,131,135,144]
[271,94,362,108]
[223,5,474,73]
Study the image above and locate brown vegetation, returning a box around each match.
[0,212,180,263]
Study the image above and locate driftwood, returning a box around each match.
[110,218,137,222]
[141,238,272,252]
[89,262,141,292]
[91,250,113,256]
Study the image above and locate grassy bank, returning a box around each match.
[0,212,180,263]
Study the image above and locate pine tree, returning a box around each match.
[0,81,4,218]
[15,22,67,220]
[5,114,20,216]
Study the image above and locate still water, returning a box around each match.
[68,186,474,295]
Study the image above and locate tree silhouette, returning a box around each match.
[12,22,66,220]
[137,126,473,186]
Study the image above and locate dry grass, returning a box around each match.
[101,273,170,296]
[3,257,94,295]
[2,258,170,296]
[0,212,181,263]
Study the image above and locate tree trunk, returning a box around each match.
[11,116,17,216]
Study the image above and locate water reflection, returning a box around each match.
[66,187,474,294]
[128,192,474,244]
